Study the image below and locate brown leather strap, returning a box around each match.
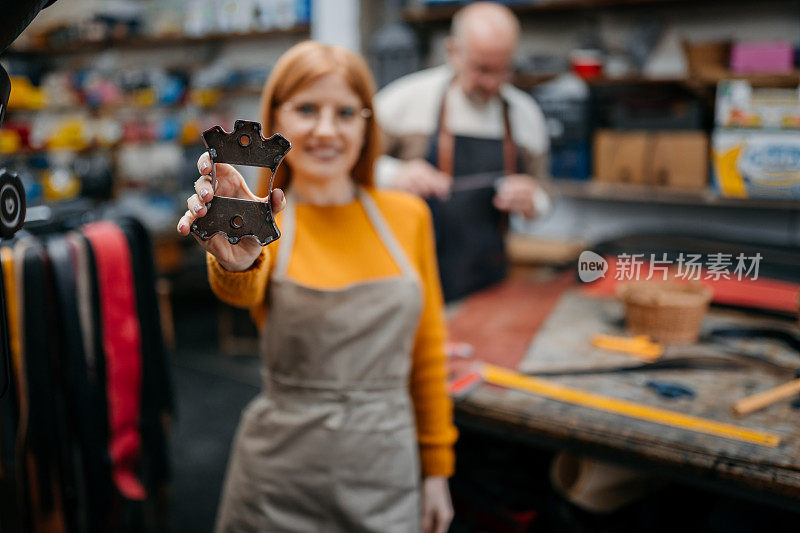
[501,100,517,176]
[436,85,517,176]
[436,95,455,176]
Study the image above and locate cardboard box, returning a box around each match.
[683,41,731,81]
[593,130,709,190]
[712,129,800,198]
[593,130,649,184]
[651,131,709,190]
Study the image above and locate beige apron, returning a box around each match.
[215,189,423,533]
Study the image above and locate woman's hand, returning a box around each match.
[421,476,454,533]
[177,152,286,272]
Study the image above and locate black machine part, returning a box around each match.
[190,120,291,246]
[0,170,26,239]
[0,0,58,127]
[0,1,56,399]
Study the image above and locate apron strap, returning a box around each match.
[273,195,296,278]
[436,82,517,177]
[501,99,517,176]
[357,188,418,282]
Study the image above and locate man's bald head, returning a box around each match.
[451,2,520,49]
[446,2,520,104]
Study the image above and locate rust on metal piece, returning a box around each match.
[191,120,291,246]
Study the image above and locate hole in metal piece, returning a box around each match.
[239,134,251,147]
[230,215,243,229]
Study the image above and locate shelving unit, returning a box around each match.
[401,0,796,23]
[8,26,310,55]
[4,87,263,116]
[1,20,310,261]
[399,0,800,216]
[401,0,692,23]
[406,1,800,90]
[551,179,800,210]
[514,71,800,90]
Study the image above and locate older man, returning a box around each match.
[375,2,550,301]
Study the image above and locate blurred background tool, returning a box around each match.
[590,333,663,360]
[481,363,780,447]
[733,370,800,416]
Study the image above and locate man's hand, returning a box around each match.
[394,158,452,199]
[421,476,454,533]
[493,174,549,219]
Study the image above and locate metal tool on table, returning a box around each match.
[447,171,504,193]
[704,326,800,416]
[480,363,780,447]
[191,120,291,245]
[523,354,795,378]
[646,380,695,400]
[733,369,800,416]
[591,333,664,361]
[708,327,800,353]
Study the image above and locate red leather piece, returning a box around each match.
[83,221,146,501]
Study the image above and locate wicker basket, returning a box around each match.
[616,281,713,345]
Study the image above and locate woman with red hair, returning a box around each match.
[177,41,457,533]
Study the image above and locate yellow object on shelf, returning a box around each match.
[47,119,90,151]
[180,119,201,145]
[8,76,47,109]
[590,334,663,361]
[42,168,81,202]
[132,87,156,107]
[481,363,780,447]
[189,88,222,108]
[0,130,22,154]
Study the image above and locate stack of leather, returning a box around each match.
[0,217,172,533]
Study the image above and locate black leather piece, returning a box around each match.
[39,240,81,532]
[117,218,173,486]
[46,235,110,533]
[21,243,58,512]
[77,231,113,508]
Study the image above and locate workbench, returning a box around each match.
[446,269,800,511]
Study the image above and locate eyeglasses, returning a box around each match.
[277,101,372,131]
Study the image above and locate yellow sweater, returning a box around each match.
[206,187,457,477]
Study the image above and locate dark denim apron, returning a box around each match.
[425,81,519,301]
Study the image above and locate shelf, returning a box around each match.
[402,0,690,23]
[551,179,800,210]
[513,72,691,89]
[5,87,263,116]
[514,71,800,90]
[8,26,309,55]
[2,139,203,157]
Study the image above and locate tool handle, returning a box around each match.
[733,378,800,416]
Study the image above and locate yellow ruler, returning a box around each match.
[482,364,780,448]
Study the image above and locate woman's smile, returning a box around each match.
[305,144,344,162]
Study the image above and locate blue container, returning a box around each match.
[550,140,591,180]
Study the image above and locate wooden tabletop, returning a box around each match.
[447,272,800,508]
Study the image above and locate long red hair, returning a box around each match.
[255,41,381,196]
